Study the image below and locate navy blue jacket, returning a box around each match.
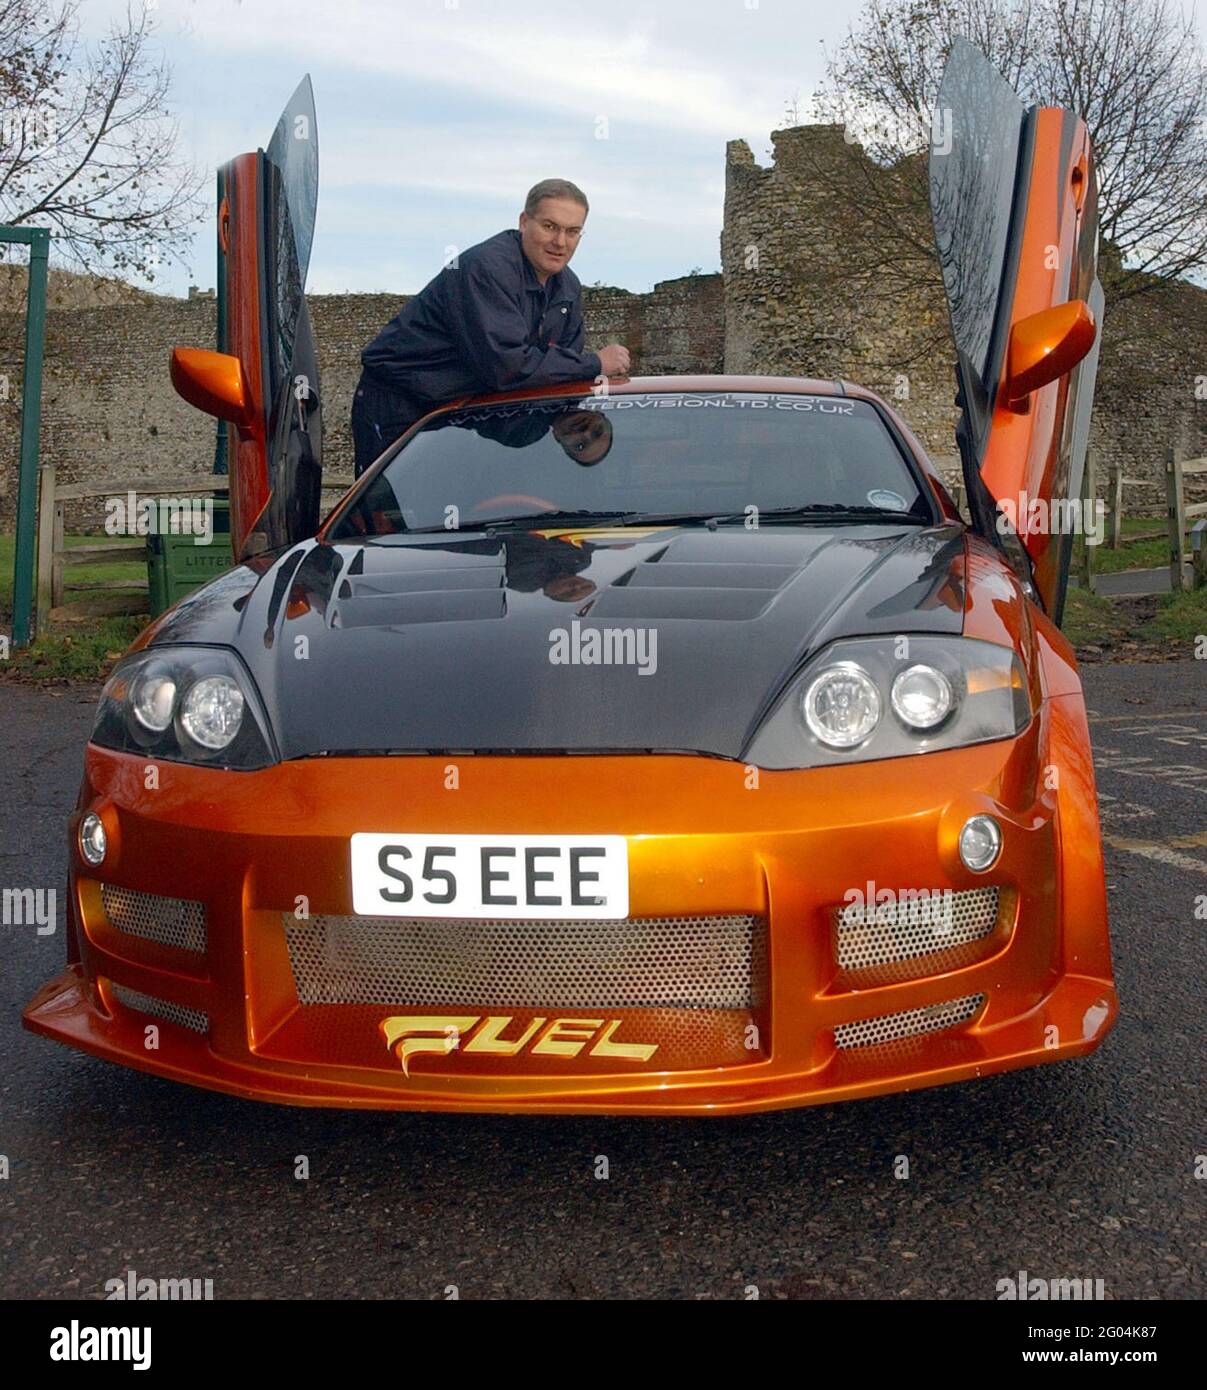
[360,229,601,409]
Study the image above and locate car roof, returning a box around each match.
[452,374,885,410]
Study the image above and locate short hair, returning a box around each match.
[524,179,589,218]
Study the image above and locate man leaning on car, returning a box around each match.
[351,178,631,475]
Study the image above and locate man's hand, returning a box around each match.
[597,343,631,377]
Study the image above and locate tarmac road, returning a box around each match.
[0,664,1203,1300]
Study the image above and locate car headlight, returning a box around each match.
[180,675,245,750]
[745,636,1031,770]
[890,664,953,731]
[802,663,881,748]
[92,647,277,769]
[130,671,177,733]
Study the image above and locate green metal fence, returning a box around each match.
[1,224,49,647]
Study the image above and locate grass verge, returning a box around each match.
[2,616,147,684]
[1063,585,1207,660]
[1,532,147,684]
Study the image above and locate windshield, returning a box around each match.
[329,391,931,537]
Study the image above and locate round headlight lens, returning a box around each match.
[79,811,107,865]
[131,672,177,733]
[959,815,1002,872]
[802,663,881,748]
[891,664,953,730]
[180,675,245,750]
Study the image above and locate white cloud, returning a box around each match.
[160,0,787,139]
[77,0,867,295]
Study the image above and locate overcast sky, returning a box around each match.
[82,0,871,297]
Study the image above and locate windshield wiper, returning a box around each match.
[756,504,926,525]
[403,510,624,535]
[480,509,630,532]
[617,504,927,527]
[402,504,927,535]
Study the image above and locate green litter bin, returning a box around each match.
[146,495,233,617]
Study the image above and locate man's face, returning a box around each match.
[519,197,586,280]
[544,574,596,603]
[552,409,612,465]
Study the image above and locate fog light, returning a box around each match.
[80,812,107,866]
[959,815,1001,871]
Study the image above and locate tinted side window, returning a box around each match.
[930,39,1026,435]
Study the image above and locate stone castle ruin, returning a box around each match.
[1,123,1204,527]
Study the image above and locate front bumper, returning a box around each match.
[23,694,1117,1115]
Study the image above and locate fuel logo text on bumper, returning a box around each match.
[380,1015,659,1076]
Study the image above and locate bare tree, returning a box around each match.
[810,0,1207,301]
[0,0,202,282]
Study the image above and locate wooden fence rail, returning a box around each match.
[1104,465,1164,547]
[35,468,356,632]
[1167,448,1207,593]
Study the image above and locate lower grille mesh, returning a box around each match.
[101,884,206,954]
[110,983,208,1035]
[836,886,1000,972]
[284,913,765,1010]
[834,992,985,1050]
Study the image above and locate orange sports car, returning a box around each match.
[23,43,1117,1113]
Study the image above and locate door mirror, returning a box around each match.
[1004,300,1096,408]
[170,347,254,426]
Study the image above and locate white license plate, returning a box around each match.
[350,833,629,920]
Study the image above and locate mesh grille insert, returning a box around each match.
[835,886,1000,973]
[101,884,206,954]
[834,992,985,1050]
[110,983,209,1035]
[284,913,765,1010]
